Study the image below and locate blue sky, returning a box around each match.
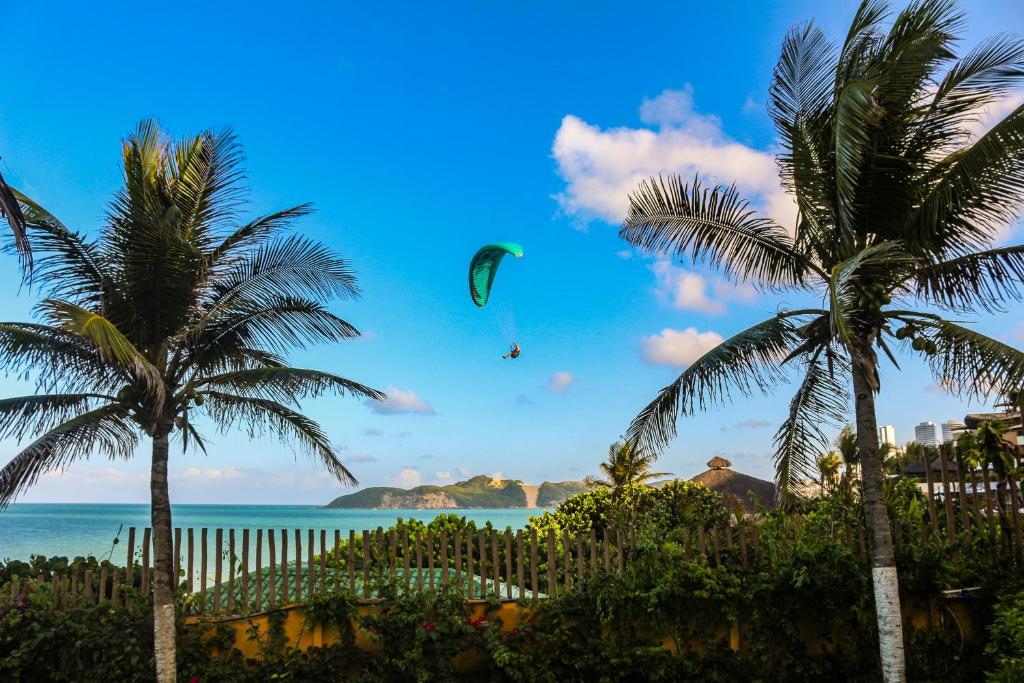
[0,0,1022,503]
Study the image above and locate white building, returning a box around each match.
[941,420,965,444]
[915,421,940,447]
[879,425,897,448]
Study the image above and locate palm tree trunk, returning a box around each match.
[852,365,906,683]
[151,432,177,682]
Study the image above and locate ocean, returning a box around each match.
[0,504,547,564]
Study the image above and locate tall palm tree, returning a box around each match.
[620,3,1024,680]
[595,441,672,488]
[0,120,382,682]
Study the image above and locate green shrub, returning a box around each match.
[986,590,1024,682]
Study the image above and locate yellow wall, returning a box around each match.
[185,595,978,665]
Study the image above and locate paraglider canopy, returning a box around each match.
[468,242,523,307]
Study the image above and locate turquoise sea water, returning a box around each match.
[0,504,546,563]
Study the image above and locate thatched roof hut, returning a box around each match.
[900,458,959,478]
[688,457,779,514]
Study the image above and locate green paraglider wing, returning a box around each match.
[468,242,523,307]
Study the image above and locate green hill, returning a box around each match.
[536,480,589,507]
[326,476,587,509]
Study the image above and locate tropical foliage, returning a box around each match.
[592,441,672,489]
[618,3,1024,679]
[0,120,382,681]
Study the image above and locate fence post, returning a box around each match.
[126,527,136,585]
[268,529,277,608]
[319,530,328,597]
[348,530,357,596]
[254,529,262,612]
[415,530,424,592]
[173,527,181,589]
[516,530,526,596]
[214,529,223,614]
[241,529,250,612]
[280,529,289,604]
[938,445,956,538]
[477,529,487,598]
[200,528,208,610]
[187,528,195,597]
[294,529,303,603]
[1009,473,1023,564]
[433,530,441,590]
[361,531,371,599]
[923,451,938,531]
[530,528,539,595]
[547,529,558,598]
[505,529,514,600]
[307,529,315,600]
[98,566,108,604]
[141,527,151,597]
[227,529,236,614]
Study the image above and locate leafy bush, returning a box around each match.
[986,590,1024,682]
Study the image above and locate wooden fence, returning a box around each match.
[7,453,1024,616]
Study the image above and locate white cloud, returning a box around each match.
[367,386,436,416]
[616,249,634,260]
[434,471,453,482]
[552,85,795,229]
[455,466,472,479]
[966,91,1024,141]
[641,327,723,367]
[392,467,422,488]
[651,260,758,314]
[346,454,377,463]
[1014,322,1024,343]
[548,371,575,392]
[179,466,242,481]
[722,419,772,432]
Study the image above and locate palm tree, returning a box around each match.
[816,451,843,494]
[0,120,383,682]
[594,441,672,488]
[958,419,1017,509]
[620,3,1024,680]
[835,425,860,490]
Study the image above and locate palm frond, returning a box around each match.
[770,22,836,255]
[185,296,360,360]
[928,33,1024,131]
[774,353,849,504]
[168,128,246,246]
[913,316,1024,400]
[622,176,819,287]
[0,393,119,441]
[908,101,1024,253]
[0,166,28,271]
[202,391,356,485]
[37,300,163,397]
[625,313,808,456]
[16,191,111,305]
[914,245,1024,312]
[0,405,138,506]
[207,235,360,313]
[833,80,881,241]
[207,204,315,265]
[193,367,383,406]
[0,323,124,393]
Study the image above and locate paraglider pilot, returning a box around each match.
[502,343,521,359]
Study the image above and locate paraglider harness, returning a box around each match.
[502,343,521,359]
